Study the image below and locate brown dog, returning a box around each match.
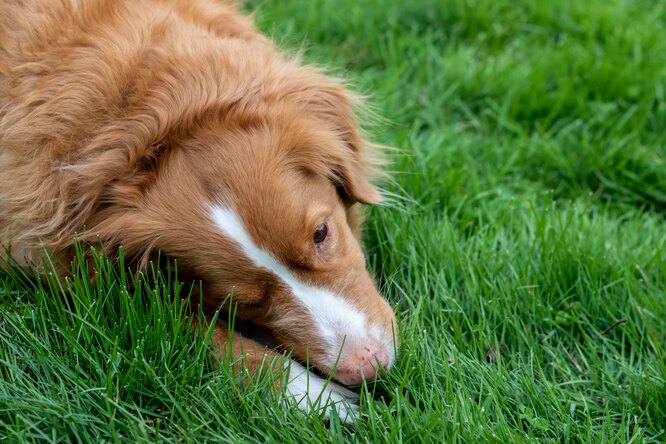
[0,0,397,421]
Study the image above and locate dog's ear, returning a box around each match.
[67,124,171,205]
[289,76,383,205]
[329,146,382,205]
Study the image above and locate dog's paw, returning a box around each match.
[284,361,359,424]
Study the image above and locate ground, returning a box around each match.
[1,0,665,442]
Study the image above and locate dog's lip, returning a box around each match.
[219,318,282,351]
[218,318,361,386]
[219,318,393,389]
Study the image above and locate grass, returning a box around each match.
[1,0,665,441]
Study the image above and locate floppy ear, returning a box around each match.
[329,149,383,205]
[287,73,383,205]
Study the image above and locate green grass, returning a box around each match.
[2,0,666,441]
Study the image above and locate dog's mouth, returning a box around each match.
[216,317,393,405]
[226,318,282,351]
[218,317,352,384]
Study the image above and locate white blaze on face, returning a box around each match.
[210,205,391,367]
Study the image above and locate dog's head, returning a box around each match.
[83,64,397,385]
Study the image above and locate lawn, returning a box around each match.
[1,0,665,442]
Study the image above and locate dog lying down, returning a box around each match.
[0,0,397,422]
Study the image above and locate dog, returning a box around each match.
[0,0,397,421]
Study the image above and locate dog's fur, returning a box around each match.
[0,0,396,420]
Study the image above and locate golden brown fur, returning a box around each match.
[0,0,395,394]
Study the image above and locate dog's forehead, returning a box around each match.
[238,166,334,220]
[187,124,332,190]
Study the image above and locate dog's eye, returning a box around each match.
[313,223,328,244]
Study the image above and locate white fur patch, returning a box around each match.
[285,361,359,423]
[210,205,371,366]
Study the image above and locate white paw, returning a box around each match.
[284,361,359,424]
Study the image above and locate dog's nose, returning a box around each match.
[334,342,389,385]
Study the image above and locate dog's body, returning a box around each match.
[0,0,396,420]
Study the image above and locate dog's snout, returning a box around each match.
[334,341,390,385]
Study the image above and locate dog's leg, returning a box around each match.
[207,321,359,423]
